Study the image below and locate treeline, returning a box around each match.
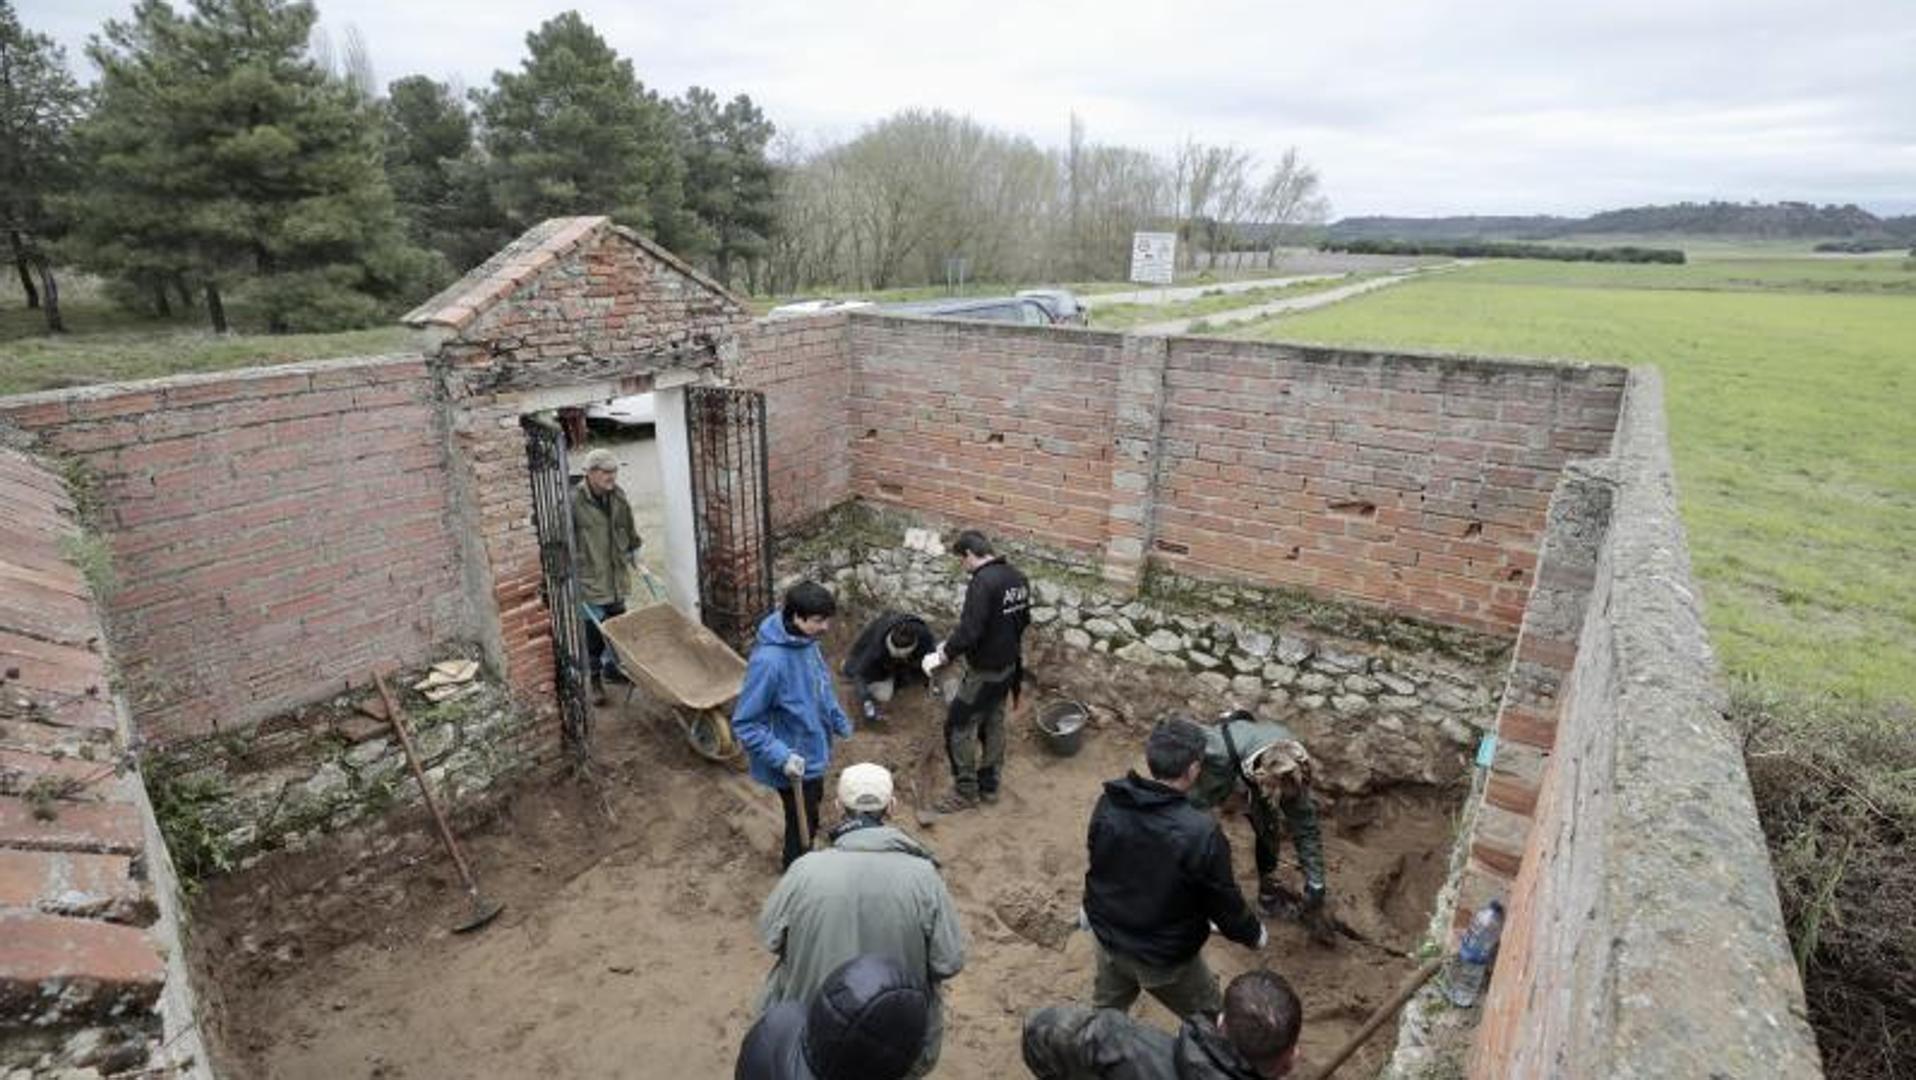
[1812,239,1913,254]
[0,1,775,334]
[1321,238,1686,264]
[1328,201,1916,245]
[3,0,1334,337]
[770,114,1329,292]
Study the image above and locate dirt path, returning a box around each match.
[193,624,1460,1079]
[1082,274,1345,308]
[1129,270,1450,337]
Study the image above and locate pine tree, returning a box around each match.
[0,0,86,331]
[65,0,440,332]
[675,87,776,290]
[382,74,494,270]
[475,12,690,250]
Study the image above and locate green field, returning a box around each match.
[1087,276,1361,331]
[1233,258,1916,709]
[0,277,419,396]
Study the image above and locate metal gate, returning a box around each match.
[522,415,593,762]
[686,386,774,650]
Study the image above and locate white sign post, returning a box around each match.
[1129,231,1177,288]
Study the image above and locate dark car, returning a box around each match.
[879,296,1055,326]
[1016,288,1088,326]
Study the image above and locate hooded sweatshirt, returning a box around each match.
[735,954,931,1080]
[733,610,853,788]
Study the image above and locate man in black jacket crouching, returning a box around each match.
[1081,714,1267,1019]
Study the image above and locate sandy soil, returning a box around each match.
[192,619,1460,1079]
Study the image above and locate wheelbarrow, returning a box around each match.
[594,602,748,765]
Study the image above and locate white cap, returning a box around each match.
[837,762,894,813]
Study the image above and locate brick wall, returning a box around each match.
[0,445,198,1075]
[1153,340,1623,636]
[833,317,1622,635]
[738,314,855,531]
[1467,370,1819,1076]
[0,357,473,743]
[845,318,1124,558]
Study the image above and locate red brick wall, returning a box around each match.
[737,314,854,531]
[845,318,1123,557]
[0,357,472,743]
[1153,341,1623,636]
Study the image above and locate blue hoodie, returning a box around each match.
[733,610,854,788]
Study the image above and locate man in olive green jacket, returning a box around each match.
[757,763,966,1078]
[571,447,642,702]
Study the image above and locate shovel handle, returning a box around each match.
[375,672,481,896]
[1304,957,1444,1080]
[791,778,813,852]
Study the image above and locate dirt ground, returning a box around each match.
[191,619,1460,1079]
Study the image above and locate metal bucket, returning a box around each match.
[1036,700,1089,757]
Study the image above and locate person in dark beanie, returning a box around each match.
[733,581,854,869]
[840,611,937,723]
[1081,714,1266,1019]
[736,954,933,1080]
[1021,968,1305,1079]
[921,530,1031,813]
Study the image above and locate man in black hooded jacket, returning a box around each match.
[736,953,931,1080]
[1081,714,1266,1019]
[1021,969,1304,1079]
[840,611,937,722]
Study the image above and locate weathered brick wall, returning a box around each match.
[737,314,855,531]
[0,357,473,743]
[1153,340,1623,636]
[834,318,1622,634]
[845,318,1123,558]
[1468,370,1819,1077]
[0,445,201,1076]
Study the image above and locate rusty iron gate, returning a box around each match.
[686,386,774,650]
[522,415,594,762]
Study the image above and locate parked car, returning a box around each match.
[766,298,875,319]
[586,393,656,430]
[1016,288,1088,325]
[878,296,1054,326]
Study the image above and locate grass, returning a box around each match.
[1085,276,1361,331]
[1233,257,1916,708]
[1,276,422,396]
[1227,254,1916,1077]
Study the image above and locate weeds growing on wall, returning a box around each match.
[1735,681,1916,1080]
[143,756,238,891]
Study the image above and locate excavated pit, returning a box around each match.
[187,611,1469,1079]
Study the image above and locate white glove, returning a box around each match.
[1075,906,1090,932]
[782,754,805,780]
[921,649,946,676]
[1255,923,1269,950]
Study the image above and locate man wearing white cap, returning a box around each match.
[756,762,967,1078]
[571,446,642,704]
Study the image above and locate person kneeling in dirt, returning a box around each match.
[756,763,966,1079]
[734,582,855,870]
[1082,715,1267,1019]
[736,953,932,1080]
[1021,968,1304,1079]
[922,530,1031,813]
[1190,709,1331,943]
[840,611,937,723]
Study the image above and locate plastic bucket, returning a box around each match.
[1036,700,1089,757]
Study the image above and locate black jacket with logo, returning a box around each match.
[942,558,1030,671]
[1082,774,1262,968]
[840,612,936,701]
[1022,1005,1265,1079]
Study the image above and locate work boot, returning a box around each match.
[930,789,978,815]
[979,788,1001,805]
[590,674,607,707]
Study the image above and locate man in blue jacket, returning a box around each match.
[733,581,855,869]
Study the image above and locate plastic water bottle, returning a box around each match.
[1444,900,1504,1008]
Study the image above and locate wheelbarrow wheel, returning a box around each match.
[682,707,743,766]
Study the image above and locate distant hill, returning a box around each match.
[1327,201,1916,244]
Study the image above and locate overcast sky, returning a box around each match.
[25,0,1916,218]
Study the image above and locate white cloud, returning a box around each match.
[23,0,1916,216]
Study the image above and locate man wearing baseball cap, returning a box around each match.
[755,763,967,1078]
[571,446,643,704]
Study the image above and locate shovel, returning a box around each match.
[1302,956,1443,1080]
[374,672,505,933]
